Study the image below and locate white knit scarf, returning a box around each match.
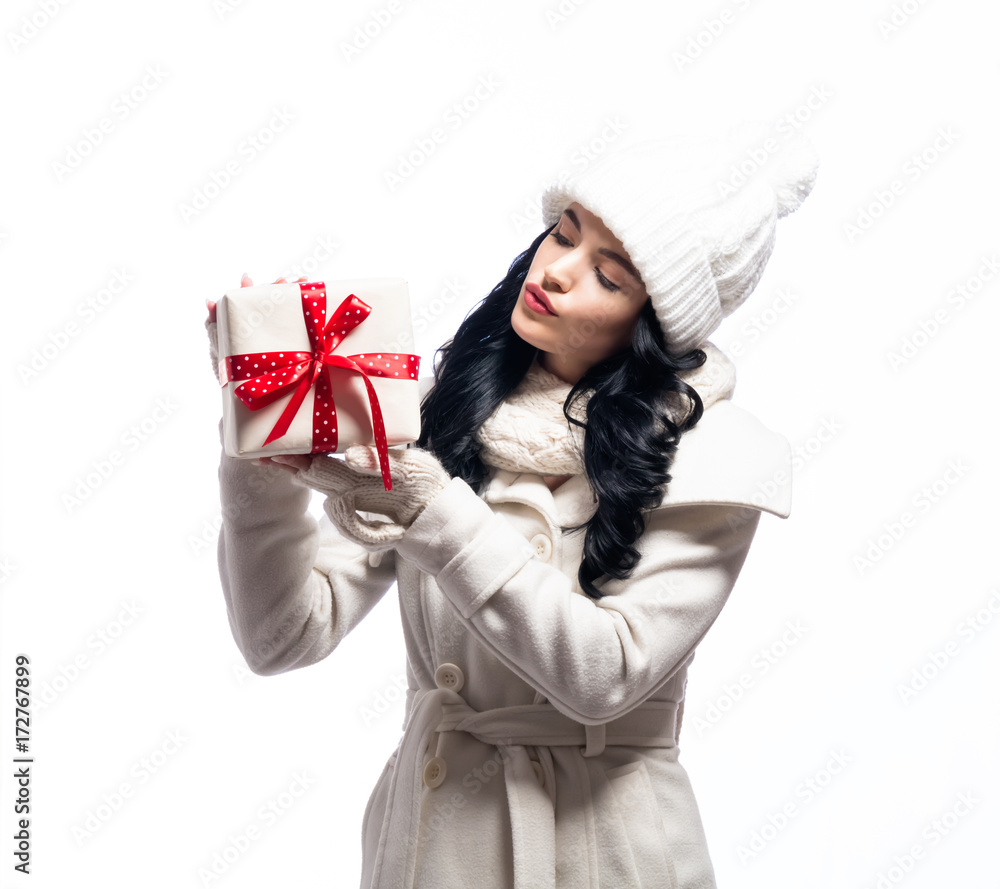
[475,342,737,476]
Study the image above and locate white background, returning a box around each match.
[1,0,997,887]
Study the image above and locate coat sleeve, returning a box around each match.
[215,420,398,676]
[394,476,763,724]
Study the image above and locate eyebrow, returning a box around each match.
[563,208,643,285]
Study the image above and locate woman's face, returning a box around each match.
[511,201,649,384]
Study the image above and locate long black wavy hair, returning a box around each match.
[416,225,708,599]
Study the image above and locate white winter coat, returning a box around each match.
[215,375,791,889]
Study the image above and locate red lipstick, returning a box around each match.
[524,283,557,316]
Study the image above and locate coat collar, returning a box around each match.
[660,399,791,518]
[420,343,792,523]
[480,468,596,528]
[479,399,791,522]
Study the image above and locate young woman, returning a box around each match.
[207,125,818,889]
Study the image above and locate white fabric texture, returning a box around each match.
[540,121,819,356]
[295,444,451,550]
[212,343,791,888]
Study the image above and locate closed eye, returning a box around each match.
[549,231,621,292]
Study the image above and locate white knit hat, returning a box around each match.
[540,121,819,357]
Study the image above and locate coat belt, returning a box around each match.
[367,687,679,889]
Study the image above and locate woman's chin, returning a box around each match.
[511,304,552,346]
[509,305,536,345]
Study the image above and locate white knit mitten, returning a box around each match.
[294,445,451,550]
[206,311,221,384]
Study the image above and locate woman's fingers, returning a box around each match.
[239,274,309,289]
[253,455,296,474]
[252,454,360,496]
[269,454,313,472]
[296,453,373,495]
[253,454,311,473]
[253,456,289,473]
[218,271,312,351]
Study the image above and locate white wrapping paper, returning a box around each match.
[217,278,421,458]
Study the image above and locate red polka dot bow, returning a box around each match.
[222,282,420,490]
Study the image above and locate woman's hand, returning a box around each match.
[281,445,452,550]
[205,295,220,384]
[211,274,315,475]
[208,272,449,550]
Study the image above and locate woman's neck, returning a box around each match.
[537,352,584,386]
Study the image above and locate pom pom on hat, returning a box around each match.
[539,121,820,356]
[724,120,820,218]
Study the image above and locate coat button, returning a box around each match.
[530,533,552,562]
[423,756,447,789]
[531,760,545,788]
[434,663,465,693]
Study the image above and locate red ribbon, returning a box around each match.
[221,282,420,491]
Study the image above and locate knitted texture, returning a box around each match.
[206,315,221,383]
[541,122,819,357]
[476,360,589,476]
[476,342,736,476]
[295,445,451,550]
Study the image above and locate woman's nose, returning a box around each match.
[542,258,573,293]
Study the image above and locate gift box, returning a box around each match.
[216,278,422,489]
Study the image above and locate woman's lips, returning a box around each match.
[524,283,557,315]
